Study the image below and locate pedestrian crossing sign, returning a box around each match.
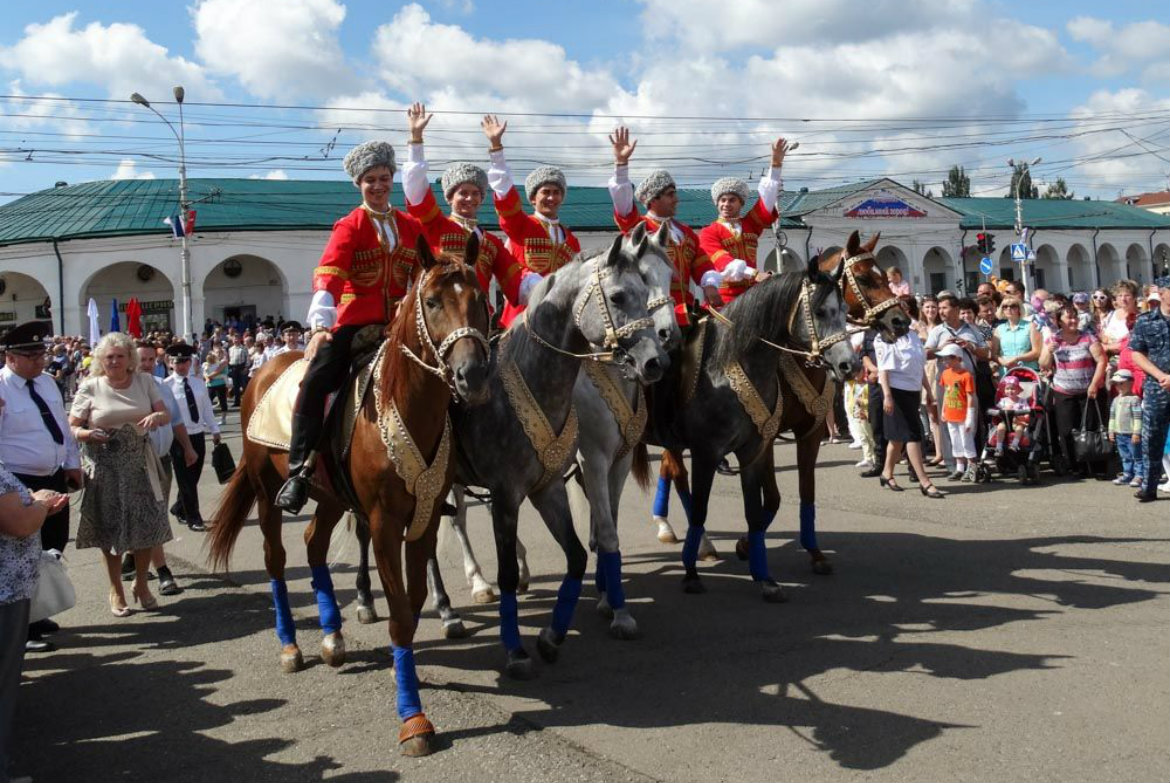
[1010,243,1027,262]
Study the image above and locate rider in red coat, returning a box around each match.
[275,139,426,513]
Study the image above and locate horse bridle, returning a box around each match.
[525,259,664,364]
[399,263,491,400]
[839,251,903,327]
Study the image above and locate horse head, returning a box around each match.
[626,221,682,352]
[574,235,670,385]
[821,230,910,342]
[798,256,859,384]
[407,234,492,405]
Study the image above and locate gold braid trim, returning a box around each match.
[372,350,452,542]
[582,362,647,460]
[778,353,836,436]
[725,360,783,461]
[500,357,579,492]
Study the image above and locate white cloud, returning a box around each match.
[0,12,219,100]
[248,169,290,180]
[1067,17,1170,78]
[192,0,357,100]
[111,159,156,180]
[1067,89,1170,191]
[2,80,94,138]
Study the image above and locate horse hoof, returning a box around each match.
[279,647,304,674]
[609,612,640,640]
[505,649,536,680]
[654,516,679,544]
[682,576,706,594]
[734,537,749,561]
[441,619,468,640]
[811,558,833,576]
[472,588,496,604]
[536,627,564,664]
[398,714,435,757]
[761,580,788,603]
[356,605,378,624]
[596,594,614,619]
[517,581,530,595]
[321,633,346,668]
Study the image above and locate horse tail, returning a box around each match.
[631,442,651,491]
[660,448,686,482]
[207,452,257,572]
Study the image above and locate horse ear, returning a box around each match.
[806,255,820,280]
[653,220,671,248]
[846,230,861,256]
[863,231,880,252]
[464,231,480,267]
[416,235,436,271]
[606,234,624,267]
[831,255,846,284]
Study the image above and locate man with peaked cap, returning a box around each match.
[268,321,305,358]
[0,321,83,651]
[401,103,541,320]
[163,343,220,530]
[482,115,581,329]
[699,138,791,305]
[1128,275,1170,501]
[275,139,427,513]
[607,126,724,327]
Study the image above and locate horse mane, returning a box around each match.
[710,268,837,369]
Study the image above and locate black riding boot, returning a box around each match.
[275,412,321,514]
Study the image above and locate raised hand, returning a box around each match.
[407,102,432,142]
[482,115,507,149]
[771,137,796,168]
[609,126,637,165]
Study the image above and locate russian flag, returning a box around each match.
[163,214,185,238]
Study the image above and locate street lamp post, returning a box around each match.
[1008,156,1041,299]
[131,86,192,340]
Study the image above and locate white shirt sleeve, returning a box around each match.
[699,270,723,289]
[487,148,514,198]
[519,272,543,305]
[402,142,430,207]
[307,291,337,330]
[757,166,783,214]
[608,164,634,216]
[198,380,219,435]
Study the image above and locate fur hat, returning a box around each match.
[441,163,488,202]
[635,169,676,205]
[525,166,567,201]
[710,177,750,206]
[343,140,396,182]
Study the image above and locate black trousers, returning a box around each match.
[209,384,228,413]
[289,326,360,468]
[13,469,69,552]
[229,364,248,405]
[170,432,207,523]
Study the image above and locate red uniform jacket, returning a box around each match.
[407,188,525,308]
[493,186,581,328]
[313,206,425,329]
[614,207,715,327]
[698,197,777,305]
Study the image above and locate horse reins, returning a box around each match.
[838,251,903,327]
[399,264,491,400]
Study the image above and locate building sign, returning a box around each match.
[844,190,927,219]
[118,300,173,314]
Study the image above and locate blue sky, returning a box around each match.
[1,0,1167,203]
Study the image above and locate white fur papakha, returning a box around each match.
[710,177,750,205]
[343,140,396,182]
[525,165,567,201]
[441,162,489,201]
[635,169,676,205]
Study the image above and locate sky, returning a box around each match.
[0,0,1167,205]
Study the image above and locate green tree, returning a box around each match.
[1042,177,1075,200]
[912,179,934,197]
[1009,163,1038,199]
[941,165,971,197]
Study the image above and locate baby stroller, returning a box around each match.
[974,367,1048,484]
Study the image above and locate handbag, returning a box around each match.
[30,550,76,623]
[1070,398,1113,464]
[212,441,237,484]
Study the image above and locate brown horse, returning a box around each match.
[208,235,491,757]
[651,230,909,579]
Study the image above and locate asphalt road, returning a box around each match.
[14,410,1170,782]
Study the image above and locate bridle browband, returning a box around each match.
[838,250,903,327]
[399,263,491,400]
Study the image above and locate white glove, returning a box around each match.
[721,259,751,282]
[519,272,543,305]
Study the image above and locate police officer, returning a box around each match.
[163,343,221,529]
[1128,275,1170,502]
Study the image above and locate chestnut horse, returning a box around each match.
[208,235,491,756]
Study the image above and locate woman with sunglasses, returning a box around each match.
[992,296,1042,374]
[1090,289,1113,335]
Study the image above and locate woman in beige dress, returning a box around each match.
[69,332,172,616]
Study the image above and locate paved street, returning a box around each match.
[14,411,1170,782]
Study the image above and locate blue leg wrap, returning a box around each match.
[551,577,583,637]
[392,646,422,720]
[652,476,671,518]
[799,501,819,551]
[763,510,777,531]
[594,559,607,594]
[678,486,694,522]
[310,565,342,635]
[748,530,771,581]
[499,592,521,652]
[597,551,625,610]
[270,579,296,646]
[682,524,704,570]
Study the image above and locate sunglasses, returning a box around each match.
[1092,295,1108,300]
[1004,304,1020,309]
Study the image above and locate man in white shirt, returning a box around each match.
[227,333,250,407]
[0,321,83,651]
[162,343,221,531]
[268,322,305,358]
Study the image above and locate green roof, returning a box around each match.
[939,196,1170,230]
[0,177,801,247]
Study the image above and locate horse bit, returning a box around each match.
[399,263,491,400]
[840,251,903,327]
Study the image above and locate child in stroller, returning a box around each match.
[994,376,1032,455]
[979,367,1045,484]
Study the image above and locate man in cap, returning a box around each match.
[0,321,83,651]
[699,138,791,305]
[275,139,427,513]
[268,321,305,358]
[163,343,221,530]
[1127,275,1170,501]
[401,103,540,319]
[482,115,581,329]
[607,126,723,326]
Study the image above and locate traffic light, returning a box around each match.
[976,233,988,254]
[986,233,996,254]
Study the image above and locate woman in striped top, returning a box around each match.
[1040,303,1108,478]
